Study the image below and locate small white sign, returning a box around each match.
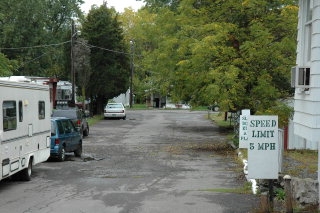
[247,115,279,179]
[239,109,250,148]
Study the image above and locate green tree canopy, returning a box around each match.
[0,53,14,76]
[0,0,83,77]
[124,0,298,113]
[81,5,130,113]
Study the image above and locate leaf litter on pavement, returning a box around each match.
[164,141,234,156]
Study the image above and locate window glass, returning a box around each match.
[304,0,312,63]
[3,101,17,131]
[38,101,45,120]
[51,121,56,136]
[305,24,312,62]
[19,101,23,122]
[305,68,310,85]
[57,120,64,134]
[306,0,312,22]
[61,120,74,133]
[68,120,76,133]
[298,68,310,86]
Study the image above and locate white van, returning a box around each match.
[0,80,51,181]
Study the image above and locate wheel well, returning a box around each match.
[29,156,34,166]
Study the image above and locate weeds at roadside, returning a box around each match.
[274,188,285,201]
[185,142,234,154]
[87,114,104,126]
[164,141,235,156]
[199,181,252,194]
[283,150,317,179]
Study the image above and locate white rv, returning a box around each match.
[0,80,51,181]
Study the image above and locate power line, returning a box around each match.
[0,40,71,50]
[15,52,49,71]
[1,38,139,72]
[76,40,130,55]
[0,39,136,56]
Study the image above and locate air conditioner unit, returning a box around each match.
[291,66,310,89]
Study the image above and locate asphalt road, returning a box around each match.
[0,110,259,213]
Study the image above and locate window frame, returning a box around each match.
[19,101,23,122]
[3,101,17,132]
[38,101,46,120]
[296,67,310,88]
[303,0,313,63]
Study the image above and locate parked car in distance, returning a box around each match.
[104,103,126,120]
[51,108,89,137]
[50,117,82,161]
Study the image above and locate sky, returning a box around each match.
[81,0,145,13]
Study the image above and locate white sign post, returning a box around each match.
[239,109,250,148]
[247,115,279,179]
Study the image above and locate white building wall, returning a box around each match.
[112,89,130,107]
[294,2,320,204]
[293,0,320,143]
[288,125,318,150]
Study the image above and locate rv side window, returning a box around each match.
[3,101,17,132]
[38,101,45,120]
[19,101,23,122]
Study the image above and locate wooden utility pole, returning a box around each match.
[71,20,76,106]
[130,40,134,108]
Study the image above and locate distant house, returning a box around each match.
[145,92,166,108]
[112,89,130,107]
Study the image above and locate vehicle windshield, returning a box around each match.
[106,104,123,108]
[52,110,77,119]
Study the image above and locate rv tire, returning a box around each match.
[21,160,32,181]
